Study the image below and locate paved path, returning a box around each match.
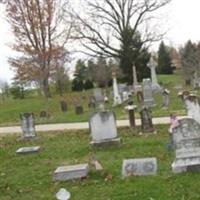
[0,116,187,136]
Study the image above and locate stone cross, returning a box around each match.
[112,72,122,106]
[147,57,161,92]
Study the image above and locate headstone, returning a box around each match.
[112,72,122,106]
[75,105,84,115]
[122,158,157,177]
[125,100,137,128]
[89,111,121,146]
[20,113,36,139]
[16,146,41,154]
[60,101,67,113]
[88,96,96,109]
[147,57,161,93]
[132,65,142,93]
[56,188,71,200]
[136,91,144,104]
[53,164,89,181]
[122,91,129,102]
[162,89,170,109]
[140,107,154,133]
[40,110,47,118]
[172,118,200,173]
[118,84,127,94]
[183,94,200,124]
[93,88,104,103]
[142,79,155,107]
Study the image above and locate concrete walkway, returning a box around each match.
[0,116,187,136]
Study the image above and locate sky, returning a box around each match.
[1,0,200,83]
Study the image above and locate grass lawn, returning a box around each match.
[0,73,189,126]
[1,126,200,199]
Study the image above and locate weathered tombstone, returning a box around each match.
[93,88,104,103]
[112,72,122,106]
[122,158,157,177]
[60,101,67,113]
[53,163,89,181]
[122,91,129,102]
[172,118,200,173]
[118,83,127,95]
[147,57,161,93]
[162,89,170,109]
[40,110,47,118]
[88,96,96,109]
[137,91,144,104]
[89,111,121,146]
[142,79,155,107]
[75,105,84,115]
[140,107,154,133]
[179,93,200,124]
[20,113,36,139]
[132,65,142,94]
[93,88,105,110]
[125,100,137,128]
[16,146,41,154]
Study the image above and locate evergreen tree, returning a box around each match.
[119,29,150,83]
[157,41,173,74]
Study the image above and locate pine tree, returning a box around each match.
[157,42,173,74]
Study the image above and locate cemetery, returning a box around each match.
[1,0,200,199]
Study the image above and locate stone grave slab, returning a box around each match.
[89,111,121,146]
[16,146,41,154]
[172,118,200,173]
[122,158,157,177]
[53,163,89,181]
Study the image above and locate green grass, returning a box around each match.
[0,73,190,126]
[1,126,200,199]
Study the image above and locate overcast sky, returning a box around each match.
[1,0,200,83]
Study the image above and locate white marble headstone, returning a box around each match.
[89,111,118,142]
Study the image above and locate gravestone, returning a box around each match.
[53,164,89,181]
[162,89,170,109]
[125,100,137,128]
[93,88,104,103]
[40,110,47,118]
[122,158,157,177]
[89,111,121,146]
[75,105,84,115]
[137,91,144,104]
[122,91,129,102]
[88,96,96,109]
[172,118,200,173]
[16,146,41,154]
[112,72,122,106]
[184,94,200,124]
[147,57,161,93]
[20,113,36,139]
[140,107,154,133]
[142,79,155,107]
[60,101,67,113]
[132,65,142,94]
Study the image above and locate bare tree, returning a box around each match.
[72,0,171,83]
[5,0,73,98]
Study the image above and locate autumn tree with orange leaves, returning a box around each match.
[5,0,72,98]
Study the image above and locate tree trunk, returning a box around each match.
[43,78,51,98]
